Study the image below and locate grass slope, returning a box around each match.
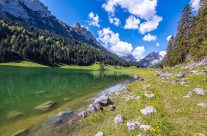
[68,65,207,136]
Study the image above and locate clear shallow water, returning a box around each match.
[0,66,130,128]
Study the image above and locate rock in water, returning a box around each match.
[197,103,207,108]
[95,131,104,136]
[140,106,157,116]
[7,111,23,119]
[176,72,185,78]
[78,111,88,118]
[114,114,124,124]
[95,95,110,106]
[12,129,28,136]
[192,88,207,96]
[34,101,56,111]
[127,121,140,131]
[88,104,96,113]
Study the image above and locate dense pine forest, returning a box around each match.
[0,18,136,67]
[163,0,207,66]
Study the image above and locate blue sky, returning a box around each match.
[40,0,199,60]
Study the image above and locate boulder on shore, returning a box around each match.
[88,104,97,113]
[192,88,207,96]
[95,95,111,106]
[140,106,157,116]
[78,111,88,118]
[127,121,140,131]
[95,131,104,136]
[114,114,124,124]
[34,101,56,111]
[176,72,185,78]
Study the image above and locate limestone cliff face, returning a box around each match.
[0,0,101,48]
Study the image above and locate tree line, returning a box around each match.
[0,18,138,67]
[163,0,207,66]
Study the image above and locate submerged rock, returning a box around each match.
[12,129,28,136]
[140,106,157,116]
[78,111,88,118]
[127,121,140,131]
[192,88,207,96]
[7,111,23,119]
[95,95,111,106]
[114,114,124,124]
[34,101,56,111]
[95,131,104,136]
[197,103,207,108]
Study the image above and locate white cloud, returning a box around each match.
[98,28,133,57]
[190,0,200,12]
[102,0,163,34]
[109,16,121,26]
[166,35,172,42]
[139,15,163,34]
[124,15,140,30]
[156,42,160,47]
[159,51,166,57]
[88,12,100,27]
[102,0,157,20]
[132,46,145,60]
[143,33,157,41]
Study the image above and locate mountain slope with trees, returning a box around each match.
[0,19,135,66]
[163,0,207,66]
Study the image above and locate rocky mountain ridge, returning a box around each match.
[0,0,101,48]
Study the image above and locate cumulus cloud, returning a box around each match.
[159,51,166,57]
[102,0,157,20]
[190,0,200,12]
[132,46,145,60]
[143,33,157,41]
[109,16,121,26]
[156,42,160,47]
[139,15,163,34]
[166,35,172,42]
[124,15,140,30]
[102,0,162,34]
[98,27,133,57]
[88,12,100,27]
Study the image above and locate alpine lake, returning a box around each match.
[0,66,132,135]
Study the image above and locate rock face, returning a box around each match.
[138,52,163,68]
[192,88,207,96]
[114,114,124,124]
[0,0,101,48]
[34,101,56,111]
[140,106,157,116]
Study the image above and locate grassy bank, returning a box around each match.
[0,61,146,75]
[63,64,207,136]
